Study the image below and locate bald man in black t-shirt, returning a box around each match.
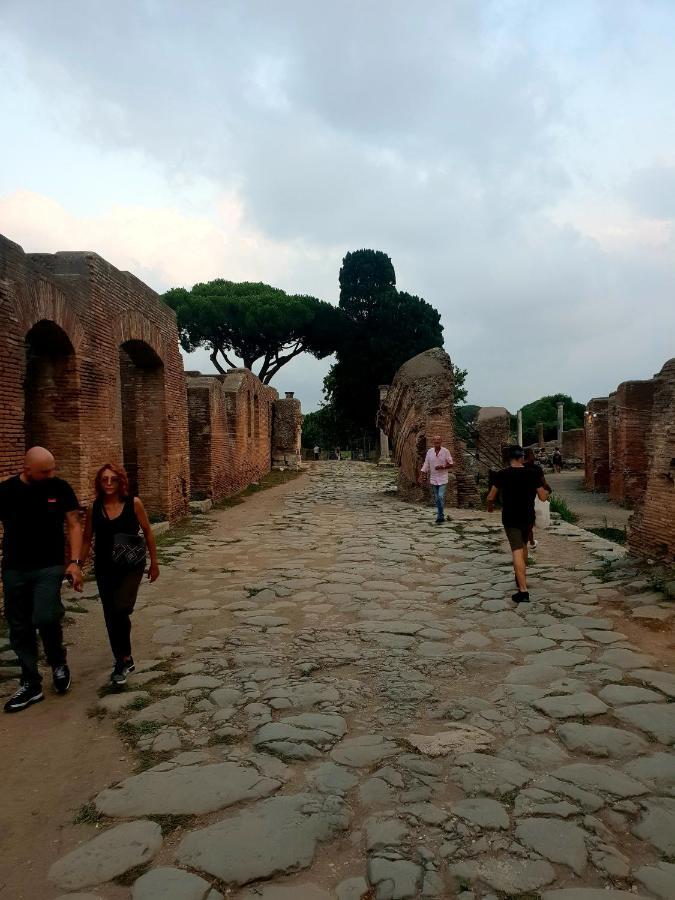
[0,447,83,713]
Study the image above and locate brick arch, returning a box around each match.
[17,278,86,354]
[112,312,166,364]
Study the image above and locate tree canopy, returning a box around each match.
[516,393,586,445]
[325,249,446,436]
[163,279,343,384]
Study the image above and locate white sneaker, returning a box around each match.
[529,540,538,549]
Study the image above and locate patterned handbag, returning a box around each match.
[112,532,147,569]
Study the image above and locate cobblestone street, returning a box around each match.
[5,463,675,899]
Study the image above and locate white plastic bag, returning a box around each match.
[534,496,551,530]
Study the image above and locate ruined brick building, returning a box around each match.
[0,234,302,522]
[378,347,478,508]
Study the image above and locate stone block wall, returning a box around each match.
[628,359,675,563]
[377,347,478,508]
[187,370,277,501]
[0,234,190,521]
[584,397,610,492]
[475,407,511,477]
[608,379,656,507]
[561,429,584,461]
[272,392,303,469]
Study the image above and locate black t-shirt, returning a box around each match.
[493,465,543,528]
[0,475,79,571]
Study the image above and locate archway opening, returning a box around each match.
[119,340,167,518]
[24,320,82,489]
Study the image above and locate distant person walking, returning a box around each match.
[420,434,454,524]
[524,448,552,549]
[552,447,563,473]
[335,447,342,461]
[82,463,159,686]
[487,445,549,603]
[1,447,83,713]
[313,445,320,461]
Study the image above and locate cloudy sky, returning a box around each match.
[1,1,674,413]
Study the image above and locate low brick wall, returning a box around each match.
[187,370,277,501]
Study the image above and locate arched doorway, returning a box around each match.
[24,320,82,489]
[119,340,167,519]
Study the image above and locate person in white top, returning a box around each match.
[420,434,454,524]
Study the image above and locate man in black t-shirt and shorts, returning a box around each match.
[486,445,549,604]
[0,447,83,713]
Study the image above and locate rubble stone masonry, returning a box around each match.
[475,407,511,477]
[187,370,277,501]
[272,392,303,469]
[378,347,478,508]
[628,359,675,563]
[561,428,584,462]
[0,234,190,521]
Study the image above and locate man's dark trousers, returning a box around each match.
[3,565,67,685]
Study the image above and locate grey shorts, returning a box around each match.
[504,525,529,551]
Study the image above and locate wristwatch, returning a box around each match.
[69,559,83,566]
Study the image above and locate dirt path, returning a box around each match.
[1,462,673,899]
[548,470,633,530]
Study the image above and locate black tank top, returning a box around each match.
[92,496,140,571]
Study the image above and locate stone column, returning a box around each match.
[517,409,523,447]
[557,401,564,444]
[537,422,544,448]
[378,385,393,466]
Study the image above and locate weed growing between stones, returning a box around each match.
[134,750,171,773]
[148,813,195,835]
[125,695,151,713]
[72,802,105,826]
[550,494,578,523]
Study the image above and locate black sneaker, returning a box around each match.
[4,682,44,713]
[125,656,135,673]
[512,591,530,604]
[111,660,129,686]
[53,664,71,694]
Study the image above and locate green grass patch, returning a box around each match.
[73,802,105,826]
[116,719,162,741]
[587,525,627,544]
[550,494,578,523]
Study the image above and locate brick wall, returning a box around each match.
[608,379,657,507]
[378,347,478,508]
[187,369,277,500]
[0,234,190,521]
[584,397,610,492]
[627,359,675,563]
[272,392,303,468]
[561,429,584,461]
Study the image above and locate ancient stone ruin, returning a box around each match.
[0,233,303,522]
[186,370,278,503]
[584,359,674,563]
[474,406,511,475]
[271,392,303,469]
[0,234,190,521]
[378,347,478,508]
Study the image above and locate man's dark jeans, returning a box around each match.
[3,565,66,685]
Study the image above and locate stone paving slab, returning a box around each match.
[46,463,675,898]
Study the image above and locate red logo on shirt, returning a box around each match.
[47,498,57,503]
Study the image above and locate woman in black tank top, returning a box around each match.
[82,463,159,686]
